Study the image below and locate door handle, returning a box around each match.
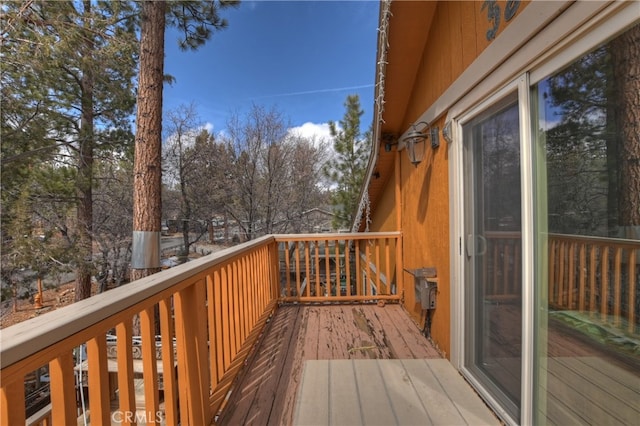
[477,234,487,256]
[466,234,487,258]
[466,234,474,258]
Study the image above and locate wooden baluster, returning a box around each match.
[247,253,264,332]
[561,240,567,303]
[1,379,25,426]
[160,297,178,426]
[365,240,371,297]
[355,241,362,296]
[324,240,331,297]
[548,240,556,307]
[600,246,610,321]
[490,242,496,296]
[315,240,321,298]
[49,353,77,425]
[87,335,111,425]
[247,252,255,336]
[222,264,233,364]
[613,247,622,326]
[258,248,267,312]
[578,243,586,312]
[628,249,637,334]
[304,241,311,298]
[336,240,343,297]
[235,258,244,345]
[256,249,263,321]
[115,321,137,426]
[503,242,511,296]
[174,283,210,426]
[396,235,404,299]
[141,307,159,423]
[270,241,277,299]
[284,242,292,297]
[385,238,391,295]
[231,261,242,356]
[345,240,352,297]
[568,242,576,309]
[195,281,211,421]
[238,257,247,343]
[271,240,280,301]
[295,242,302,298]
[227,263,238,365]
[374,239,381,295]
[214,268,228,379]
[589,245,598,316]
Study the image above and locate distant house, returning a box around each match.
[302,208,335,233]
[356,2,639,425]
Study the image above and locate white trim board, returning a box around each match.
[398,0,639,140]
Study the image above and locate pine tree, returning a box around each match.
[323,95,371,230]
[131,0,238,280]
[1,1,139,301]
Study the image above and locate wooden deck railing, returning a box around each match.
[548,233,639,331]
[484,231,522,299]
[275,232,401,303]
[1,236,279,426]
[0,233,401,425]
[485,232,639,332]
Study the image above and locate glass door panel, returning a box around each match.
[533,23,640,425]
[463,93,522,421]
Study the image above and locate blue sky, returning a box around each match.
[163,0,380,140]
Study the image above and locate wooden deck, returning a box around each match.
[294,359,500,425]
[217,304,497,425]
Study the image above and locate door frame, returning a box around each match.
[449,77,535,426]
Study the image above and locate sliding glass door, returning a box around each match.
[453,7,638,424]
[463,93,522,422]
[532,22,640,425]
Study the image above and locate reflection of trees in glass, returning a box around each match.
[543,24,639,237]
[611,25,640,237]
[480,104,521,231]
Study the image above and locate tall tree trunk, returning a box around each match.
[75,0,95,301]
[611,24,640,238]
[131,1,166,281]
[180,147,192,256]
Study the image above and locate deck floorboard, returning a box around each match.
[217,304,443,425]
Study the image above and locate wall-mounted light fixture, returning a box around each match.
[402,122,439,166]
[443,120,453,144]
[430,127,440,149]
[382,133,398,152]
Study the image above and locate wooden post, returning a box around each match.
[141,307,160,423]
[159,297,179,425]
[115,321,137,426]
[49,352,77,425]
[1,379,25,426]
[174,283,210,426]
[87,335,111,425]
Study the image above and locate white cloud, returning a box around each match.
[288,122,332,142]
[203,122,214,133]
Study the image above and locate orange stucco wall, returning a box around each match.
[369,0,529,358]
